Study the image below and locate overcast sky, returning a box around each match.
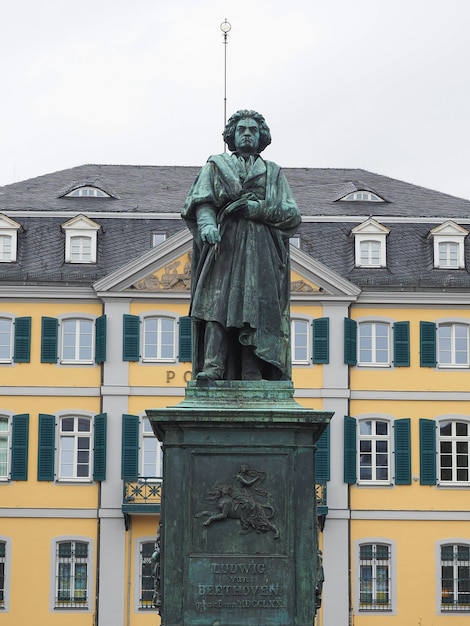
[2,0,470,199]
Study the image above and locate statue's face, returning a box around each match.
[234,117,260,155]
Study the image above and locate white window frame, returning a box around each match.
[438,418,470,486]
[141,416,163,478]
[351,219,389,268]
[60,317,94,364]
[152,232,167,247]
[62,215,100,264]
[50,536,94,613]
[438,541,470,613]
[358,321,391,367]
[437,323,469,368]
[355,538,396,614]
[357,418,392,484]
[58,415,93,482]
[65,186,109,197]
[0,537,11,612]
[341,191,384,202]
[429,221,468,269]
[0,215,22,263]
[134,536,158,612]
[0,317,13,364]
[0,415,11,481]
[291,318,310,365]
[142,316,177,363]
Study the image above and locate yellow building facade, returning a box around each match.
[1,165,470,625]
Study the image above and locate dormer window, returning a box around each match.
[0,214,22,263]
[340,191,384,202]
[61,215,101,264]
[351,219,390,268]
[429,221,468,269]
[65,186,110,198]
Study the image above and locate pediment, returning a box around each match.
[94,229,360,300]
[61,214,101,231]
[428,220,468,238]
[350,218,390,236]
[0,213,22,231]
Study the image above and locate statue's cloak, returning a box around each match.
[182,153,301,379]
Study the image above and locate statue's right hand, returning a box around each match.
[200,224,221,245]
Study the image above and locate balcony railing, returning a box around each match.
[122,478,328,528]
[122,477,162,514]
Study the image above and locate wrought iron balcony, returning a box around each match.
[122,477,162,514]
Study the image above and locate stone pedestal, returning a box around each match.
[147,381,332,626]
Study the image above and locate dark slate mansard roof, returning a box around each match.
[1,163,470,290]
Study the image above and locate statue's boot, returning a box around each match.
[197,321,227,380]
[241,346,263,380]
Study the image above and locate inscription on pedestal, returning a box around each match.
[187,556,290,625]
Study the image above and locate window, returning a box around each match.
[0,215,22,262]
[66,186,109,197]
[358,322,390,366]
[359,543,392,611]
[358,420,390,483]
[439,241,460,268]
[55,541,89,608]
[140,541,157,610]
[38,413,106,482]
[61,215,101,264]
[0,541,5,608]
[360,241,381,266]
[439,421,470,484]
[291,319,309,364]
[0,417,10,480]
[141,417,162,477]
[41,315,105,365]
[70,236,92,263]
[341,191,384,202]
[344,416,411,485]
[59,417,92,480]
[438,323,469,367]
[0,235,12,262]
[351,219,389,268]
[441,544,470,611]
[61,319,94,364]
[142,317,176,362]
[152,232,167,247]
[429,221,468,269]
[0,319,13,363]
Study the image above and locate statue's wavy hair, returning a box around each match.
[223,110,272,153]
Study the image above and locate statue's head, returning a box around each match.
[223,110,272,154]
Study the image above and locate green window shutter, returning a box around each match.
[393,321,410,367]
[315,424,330,483]
[420,321,437,367]
[420,418,437,485]
[121,414,139,480]
[123,314,140,362]
[178,316,192,363]
[95,315,106,363]
[11,414,29,480]
[41,317,58,363]
[344,318,357,365]
[312,317,329,364]
[394,418,411,485]
[344,415,357,483]
[13,317,31,363]
[38,413,55,481]
[93,413,107,481]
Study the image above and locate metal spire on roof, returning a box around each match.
[220,19,231,152]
